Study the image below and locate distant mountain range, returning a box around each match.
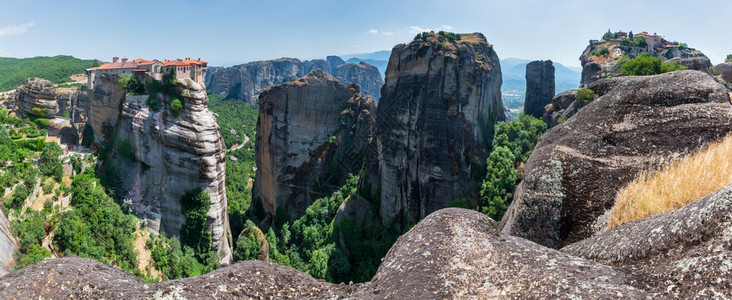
[340,51,391,77]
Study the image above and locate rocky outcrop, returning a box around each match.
[332,62,383,103]
[0,209,18,277]
[371,32,505,224]
[523,60,555,118]
[669,56,712,72]
[12,78,60,118]
[714,62,732,82]
[254,70,376,217]
[87,74,232,264]
[206,57,383,104]
[563,183,732,298]
[580,36,707,87]
[10,206,732,298]
[542,88,580,127]
[501,70,732,248]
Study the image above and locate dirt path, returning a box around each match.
[228,134,250,152]
[133,226,162,280]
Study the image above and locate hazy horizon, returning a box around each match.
[1,0,730,67]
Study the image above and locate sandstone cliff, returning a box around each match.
[86,74,232,263]
[370,32,505,224]
[206,56,383,104]
[253,69,375,217]
[580,34,707,87]
[6,201,732,298]
[523,60,555,118]
[332,62,383,105]
[0,209,18,277]
[11,78,80,119]
[501,70,732,248]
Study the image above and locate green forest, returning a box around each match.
[0,55,100,91]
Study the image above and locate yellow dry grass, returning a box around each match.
[607,133,732,230]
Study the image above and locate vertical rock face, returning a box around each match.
[206,57,383,104]
[0,209,18,277]
[500,71,732,248]
[86,75,232,263]
[87,73,128,141]
[371,32,505,224]
[254,69,375,217]
[523,60,555,118]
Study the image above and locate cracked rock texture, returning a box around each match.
[12,78,79,120]
[206,56,383,104]
[501,70,732,248]
[523,60,555,119]
[87,75,232,264]
[370,33,505,224]
[563,183,732,298]
[254,70,376,217]
[12,204,732,298]
[715,62,732,83]
[0,209,18,277]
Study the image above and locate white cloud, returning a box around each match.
[409,24,454,34]
[368,29,395,36]
[0,22,35,36]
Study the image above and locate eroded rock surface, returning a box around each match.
[669,56,712,72]
[0,210,18,277]
[542,88,579,127]
[371,32,505,224]
[87,74,232,264]
[254,70,375,217]
[563,183,732,298]
[206,56,383,104]
[524,60,555,118]
[501,70,732,248]
[332,62,383,104]
[6,202,732,298]
[12,78,59,118]
[715,62,732,83]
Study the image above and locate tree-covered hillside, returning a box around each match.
[0,56,100,91]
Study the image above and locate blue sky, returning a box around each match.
[0,0,730,67]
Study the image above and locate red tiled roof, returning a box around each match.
[162,59,207,66]
[91,62,139,70]
[89,57,206,70]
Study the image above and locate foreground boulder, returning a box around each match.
[5,203,732,298]
[563,183,732,298]
[501,70,732,248]
[352,208,645,298]
[371,32,505,224]
[0,208,644,299]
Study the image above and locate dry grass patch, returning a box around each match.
[607,133,732,230]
